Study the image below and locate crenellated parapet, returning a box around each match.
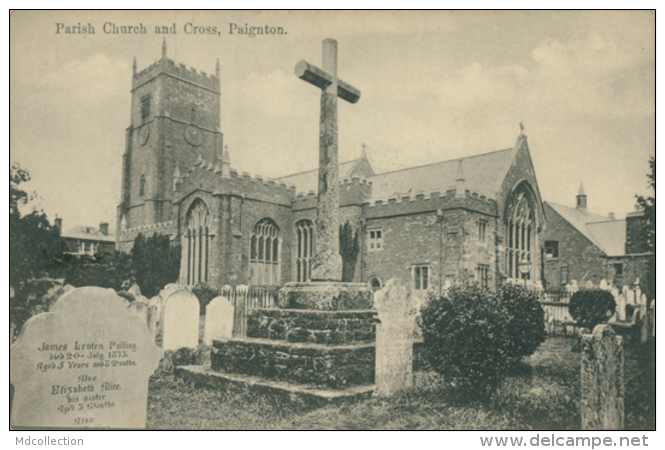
[292,177,372,211]
[363,188,497,219]
[120,220,177,243]
[133,57,220,92]
[173,162,295,206]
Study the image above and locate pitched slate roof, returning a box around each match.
[369,148,515,202]
[276,147,516,202]
[275,157,372,194]
[62,225,115,242]
[546,202,625,257]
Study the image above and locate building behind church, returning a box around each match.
[117,46,548,294]
[542,185,652,289]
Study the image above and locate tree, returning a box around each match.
[636,157,655,300]
[63,251,134,292]
[131,233,181,298]
[339,221,359,282]
[10,163,68,334]
[10,163,67,293]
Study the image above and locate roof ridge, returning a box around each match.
[275,158,360,180]
[372,147,513,177]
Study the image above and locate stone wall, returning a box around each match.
[247,309,376,345]
[542,202,608,287]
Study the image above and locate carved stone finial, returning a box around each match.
[162,38,167,59]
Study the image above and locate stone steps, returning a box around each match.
[175,365,375,406]
[211,337,375,389]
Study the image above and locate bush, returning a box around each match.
[500,284,547,365]
[418,283,510,402]
[63,251,134,292]
[568,289,616,329]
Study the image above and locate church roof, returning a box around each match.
[275,157,372,193]
[276,147,517,202]
[369,148,515,202]
[545,202,625,257]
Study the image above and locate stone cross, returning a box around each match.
[295,39,361,281]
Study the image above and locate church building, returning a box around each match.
[116,46,547,294]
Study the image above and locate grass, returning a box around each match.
[146,336,654,430]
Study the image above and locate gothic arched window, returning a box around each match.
[295,220,314,282]
[183,199,211,285]
[250,219,280,286]
[505,182,536,281]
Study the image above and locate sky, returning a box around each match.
[10,10,655,231]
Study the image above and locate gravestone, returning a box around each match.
[127,297,150,329]
[10,287,163,429]
[204,296,234,346]
[580,324,624,430]
[146,295,163,345]
[162,289,200,350]
[374,278,415,397]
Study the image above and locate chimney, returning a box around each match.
[54,215,62,232]
[576,182,587,213]
[99,222,109,236]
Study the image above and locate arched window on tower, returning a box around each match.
[505,182,536,281]
[250,219,280,286]
[183,199,211,285]
[295,220,314,282]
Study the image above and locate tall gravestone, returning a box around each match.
[374,279,415,397]
[162,289,200,350]
[580,324,625,430]
[204,296,234,346]
[10,287,163,429]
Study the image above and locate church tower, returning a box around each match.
[117,41,223,250]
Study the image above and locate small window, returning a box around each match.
[477,264,490,290]
[140,95,151,122]
[560,265,569,285]
[545,241,559,259]
[139,174,146,197]
[413,265,429,291]
[368,229,383,251]
[478,220,487,243]
[614,263,623,276]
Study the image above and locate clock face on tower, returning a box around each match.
[184,125,203,147]
[139,124,150,146]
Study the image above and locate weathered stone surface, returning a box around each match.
[581,324,625,430]
[278,282,373,310]
[175,365,374,406]
[211,337,374,389]
[374,278,415,397]
[10,287,163,429]
[162,289,200,350]
[204,295,234,345]
[247,308,377,345]
[127,298,150,329]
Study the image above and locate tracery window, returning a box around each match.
[505,183,535,280]
[295,220,313,282]
[250,219,280,286]
[183,199,211,285]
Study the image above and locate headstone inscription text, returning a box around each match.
[10,287,163,429]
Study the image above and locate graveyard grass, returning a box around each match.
[146,336,655,430]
